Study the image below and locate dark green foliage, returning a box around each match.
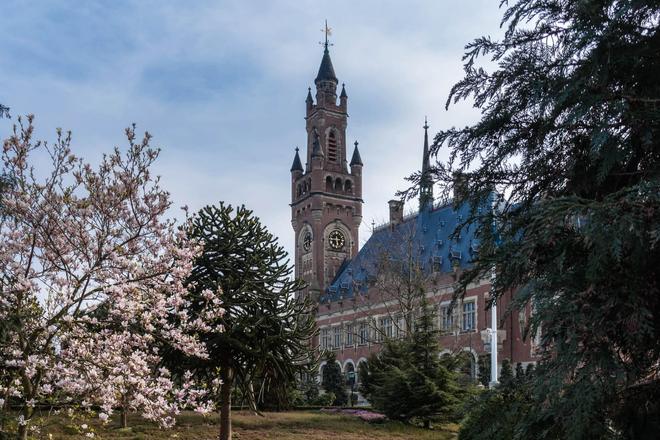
[299,375,321,405]
[162,203,316,428]
[258,382,305,411]
[359,301,465,427]
[524,363,535,376]
[477,354,490,387]
[410,1,660,438]
[314,392,335,407]
[321,352,348,406]
[459,367,559,440]
[499,359,513,386]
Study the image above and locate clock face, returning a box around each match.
[303,232,312,251]
[328,230,346,250]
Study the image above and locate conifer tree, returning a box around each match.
[166,203,316,440]
[418,1,660,438]
[321,352,348,406]
[360,300,464,427]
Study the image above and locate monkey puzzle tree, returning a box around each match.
[174,203,316,440]
[416,1,660,438]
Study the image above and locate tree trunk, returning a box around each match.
[17,424,28,440]
[120,397,129,429]
[17,406,32,440]
[219,368,234,440]
[121,408,128,429]
[423,419,431,429]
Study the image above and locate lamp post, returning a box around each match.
[489,193,500,388]
[489,291,498,388]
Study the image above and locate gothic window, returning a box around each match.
[303,231,313,252]
[378,317,393,341]
[344,180,353,194]
[358,322,369,345]
[441,305,454,331]
[333,326,342,349]
[334,178,342,191]
[327,130,338,163]
[462,301,476,331]
[321,328,331,349]
[326,176,333,192]
[345,324,353,347]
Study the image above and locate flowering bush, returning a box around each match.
[0,117,222,438]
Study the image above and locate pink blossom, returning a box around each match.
[0,117,224,431]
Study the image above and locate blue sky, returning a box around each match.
[0,0,503,258]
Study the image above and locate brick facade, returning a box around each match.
[290,44,537,385]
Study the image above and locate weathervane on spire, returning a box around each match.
[423,116,429,131]
[320,20,333,50]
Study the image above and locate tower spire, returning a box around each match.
[290,147,303,172]
[350,140,363,167]
[315,21,338,84]
[420,117,433,210]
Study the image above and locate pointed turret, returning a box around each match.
[315,44,338,83]
[306,87,314,113]
[339,83,348,112]
[290,147,303,173]
[419,117,434,210]
[350,141,363,167]
[314,25,339,107]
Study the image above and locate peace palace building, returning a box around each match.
[289,41,537,384]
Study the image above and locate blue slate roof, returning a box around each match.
[321,199,486,303]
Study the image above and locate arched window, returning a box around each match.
[344,180,353,194]
[334,178,342,191]
[327,131,338,163]
[345,362,356,387]
[326,176,333,192]
[456,350,478,381]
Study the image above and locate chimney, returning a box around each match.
[453,171,468,205]
[388,200,404,225]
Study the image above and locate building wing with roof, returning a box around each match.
[289,37,537,388]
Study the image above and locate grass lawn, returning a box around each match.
[30,410,459,440]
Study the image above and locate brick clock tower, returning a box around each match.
[290,36,364,302]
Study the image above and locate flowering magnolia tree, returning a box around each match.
[0,116,222,439]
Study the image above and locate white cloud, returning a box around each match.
[0,0,504,259]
